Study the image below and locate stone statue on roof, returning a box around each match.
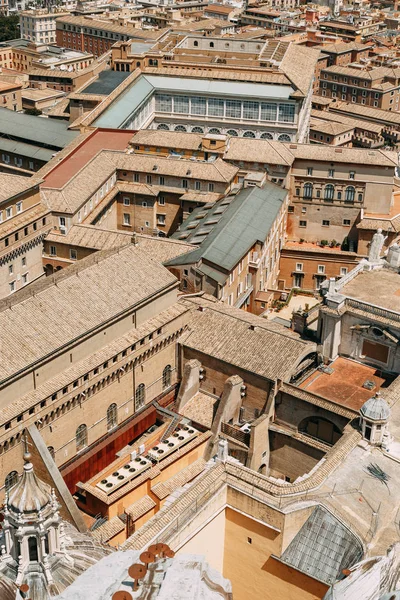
[369,228,387,263]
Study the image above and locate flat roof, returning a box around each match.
[82,70,131,96]
[299,356,390,411]
[341,268,400,314]
[42,129,133,188]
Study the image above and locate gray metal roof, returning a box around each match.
[166,182,286,282]
[279,506,363,585]
[0,137,54,162]
[360,393,390,421]
[93,73,292,128]
[82,69,131,96]
[0,109,78,150]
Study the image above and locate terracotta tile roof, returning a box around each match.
[0,302,189,424]
[56,14,170,39]
[90,515,125,542]
[0,244,177,385]
[45,225,196,261]
[0,173,41,204]
[125,495,156,520]
[151,458,206,500]
[182,296,316,382]
[180,392,217,428]
[112,153,238,183]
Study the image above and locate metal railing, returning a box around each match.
[221,422,250,446]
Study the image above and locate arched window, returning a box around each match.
[107,403,118,431]
[162,365,172,389]
[358,192,363,202]
[209,42,214,48]
[28,536,38,562]
[278,133,291,142]
[76,424,87,452]
[194,40,198,47]
[135,384,145,411]
[47,446,55,461]
[209,128,221,134]
[345,186,355,203]
[243,131,256,138]
[157,123,169,131]
[191,126,204,134]
[175,125,187,132]
[337,191,342,200]
[5,470,18,492]
[324,184,334,201]
[260,132,273,139]
[303,183,313,199]
[226,129,238,137]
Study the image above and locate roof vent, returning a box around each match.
[152,164,158,171]
[289,144,297,149]
[334,148,343,153]
[186,169,191,176]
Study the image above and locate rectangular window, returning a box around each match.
[70,249,77,260]
[21,256,26,267]
[340,267,348,276]
[155,94,172,112]
[299,220,307,227]
[225,99,241,118]
[134,173,139,182]
[59,216,66,227]
[6,207,12,219]
[260,103,277,121]
[195,181,201,191]
[328,169,334,177]
[307,167,313,176]
[278,104,295,123]
[296,263,303,271]
[157,214,166,225]
[123,213,131,226]
[123,197,130,206]
[208,98,224,117]
[349,171,355,179]
[158,196,165,205]
[173,96,189,114]
[146,175,152,184]
[159,176,165,186]
[190,96,206,115]
[9,281,15,293]
[208,183,214,192]
[343,219,351,226]
[22,273,28,285]
[243,101,259,120]
[317,265,325,274]
[8,264,13,275]
[50,245,57,256]
[322,219,330,226]
[16,201,22,213]
[182,179,188,188]
[288,205,294,213]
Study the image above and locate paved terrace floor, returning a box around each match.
[299,356,392,411]
[43,128,133,188]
